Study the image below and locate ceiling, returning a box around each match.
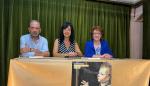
[96,0,142,5]
[106,0,141,4]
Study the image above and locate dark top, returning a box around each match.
[58,39,75,53]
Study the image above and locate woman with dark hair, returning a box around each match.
[84,26,113,58]
[53,22,83,57]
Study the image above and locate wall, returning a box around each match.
[130,5,143,59]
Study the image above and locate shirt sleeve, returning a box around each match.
[20,36,26,48]
[41,38,49,52]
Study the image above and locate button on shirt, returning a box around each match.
[20,34,49,57]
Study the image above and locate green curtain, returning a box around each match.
[143,0,150,59]
[0,0,9,85]
[0,0,130,85]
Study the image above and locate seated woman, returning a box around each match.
[53,22,83,57]
[84,26,113,58]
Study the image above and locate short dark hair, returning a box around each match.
[59,22,75,44]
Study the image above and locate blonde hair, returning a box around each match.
[99,62,111,75]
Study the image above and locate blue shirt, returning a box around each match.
[20,34,49,57]
[84,39,113,58]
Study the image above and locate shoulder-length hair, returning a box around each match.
[59,22,75,44]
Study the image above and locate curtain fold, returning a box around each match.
[143,0,150,59]
[0,0,130,85]
[1,0,8,85]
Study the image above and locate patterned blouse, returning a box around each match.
[58,39,75,53]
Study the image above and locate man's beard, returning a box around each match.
[31,32,39,37]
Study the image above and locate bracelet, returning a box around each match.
[30,48,31,52]
[30,48,34,52]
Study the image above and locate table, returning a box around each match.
[7,57,150,86]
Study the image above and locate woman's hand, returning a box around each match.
[92,54,112,58]
[100,54,112,58]
[92,55,101,58]
[68,52,78,56]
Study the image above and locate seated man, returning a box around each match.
[20,20,49,57]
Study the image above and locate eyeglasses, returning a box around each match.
[92,33,101,35]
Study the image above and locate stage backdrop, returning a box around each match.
[0,0,130,86]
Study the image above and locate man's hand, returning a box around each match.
[33,48,43,56]
[20,44,30,53]
[80,80,89,86]
[33,48,49,57]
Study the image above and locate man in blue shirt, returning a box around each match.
[20,20,50,57]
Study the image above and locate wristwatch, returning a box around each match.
[30,48,34,52]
